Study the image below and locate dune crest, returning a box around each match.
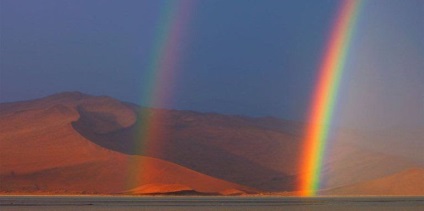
[0,93,255,195]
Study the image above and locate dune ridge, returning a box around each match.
[0,92,255,195]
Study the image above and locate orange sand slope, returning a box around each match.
[0,92,254,195]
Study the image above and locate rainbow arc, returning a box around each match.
[299,0,363,196]
[127,0,196,189]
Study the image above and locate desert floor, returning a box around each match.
[1,195,423,211]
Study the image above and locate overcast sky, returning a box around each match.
[1,0,423,130]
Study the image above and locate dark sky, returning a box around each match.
[1,0,423,129]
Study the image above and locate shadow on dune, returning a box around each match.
[71,106,296,192]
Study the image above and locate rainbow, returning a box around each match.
[137,0,195,156]
[127,0,196,188]
[298,0,363,196]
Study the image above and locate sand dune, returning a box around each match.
[0,92,254,194]
[1,92,422,195]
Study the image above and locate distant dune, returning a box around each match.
[318,142,418,189]
[0,92,422,195]
[323,168,424,195]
